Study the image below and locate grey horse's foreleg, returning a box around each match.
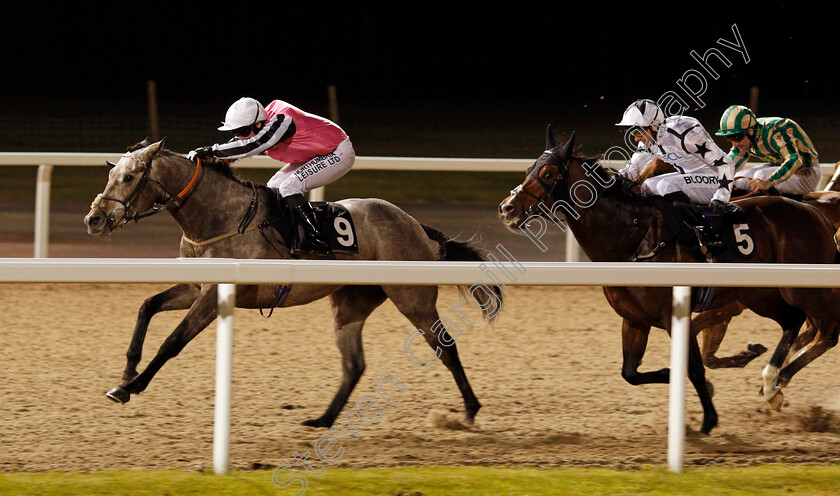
[302,286,387,428]
[122,284,200,385]
[107,285,218,403]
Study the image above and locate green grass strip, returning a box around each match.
[1,465,839,496]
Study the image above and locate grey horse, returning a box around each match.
[84,139,501,427]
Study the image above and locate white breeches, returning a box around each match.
[641,171,721,204]
[267,137,355,196]
[733,164,820,195]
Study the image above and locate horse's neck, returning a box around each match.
[166,166,264,241]
[567,187,656,262]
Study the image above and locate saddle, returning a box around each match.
[268,193,359,256]
[731,187,804,202]
[694,202,754,262]
[641,198,754,264]
[639,200,754,312]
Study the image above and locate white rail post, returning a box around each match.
[668,285,691,472]
[565,232,581,262]
[213,283,236,475]
[34,164,53,258]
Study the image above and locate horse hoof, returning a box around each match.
[464,403,481,424]
[301,417,332,428]
[105,386,130,404]
[767,390,785,411]
[748,343,768,355]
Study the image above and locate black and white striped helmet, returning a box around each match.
[615,99,665,127]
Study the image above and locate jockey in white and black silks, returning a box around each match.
[615,99,736,250]
[189,97,355,257]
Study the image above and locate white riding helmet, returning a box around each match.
[218,97,267,131]
[615,99,665,127]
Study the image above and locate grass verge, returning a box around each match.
[1,465,839,496]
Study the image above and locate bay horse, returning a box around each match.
[84,139,502,428]
[498,127,840,434]
[697,168,840,371]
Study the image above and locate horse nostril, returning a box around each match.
[87,215,102,228]
[501,203,515,215]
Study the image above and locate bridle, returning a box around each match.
[90,153,203,231]
[509,150,570,219]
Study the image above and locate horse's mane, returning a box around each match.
[127,139,249,184]
[572,152,643,201]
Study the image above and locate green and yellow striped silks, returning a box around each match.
[727,117,819,184]
[717,105,757,136]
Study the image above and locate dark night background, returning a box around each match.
[1,3,839,158]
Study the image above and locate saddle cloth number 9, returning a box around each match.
[314,202,359,253]
[333,216,355,247]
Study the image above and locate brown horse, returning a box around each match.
[498,127,840,434]
[698,170,840,370]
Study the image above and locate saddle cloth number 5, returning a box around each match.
[733,223,754,256]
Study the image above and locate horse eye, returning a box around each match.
[124,174,135,183]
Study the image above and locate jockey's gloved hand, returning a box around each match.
[709,199,726,215]
[187,146,213,162]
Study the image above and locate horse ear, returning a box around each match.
[559,131,576,159]
[106,161,117,168]
[136,139,165,163]
[545,124,556,150]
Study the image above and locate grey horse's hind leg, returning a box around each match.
[121,284,200,385]
[302,286,387,428]
[383,285,482,423]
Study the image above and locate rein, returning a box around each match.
[92,154,203,228]
[181,181,264,246]
[729,175,757,201]
[94,152,286,249]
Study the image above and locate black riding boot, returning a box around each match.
[671,193,724,251]
[284,193,331,258]
[658,192,724,253]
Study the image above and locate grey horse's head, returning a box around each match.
[84,139,166,237]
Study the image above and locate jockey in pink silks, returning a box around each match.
[189,97,355,256]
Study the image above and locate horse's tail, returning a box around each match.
[421,224,504,323]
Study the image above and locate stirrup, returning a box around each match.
[694,226,724,250]
[290,238,331,258]
[290,224,331,258]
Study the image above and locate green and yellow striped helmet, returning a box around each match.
[716,105,757,136]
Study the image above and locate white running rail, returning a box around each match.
[1,153,835,259]
[2,258,840,473]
